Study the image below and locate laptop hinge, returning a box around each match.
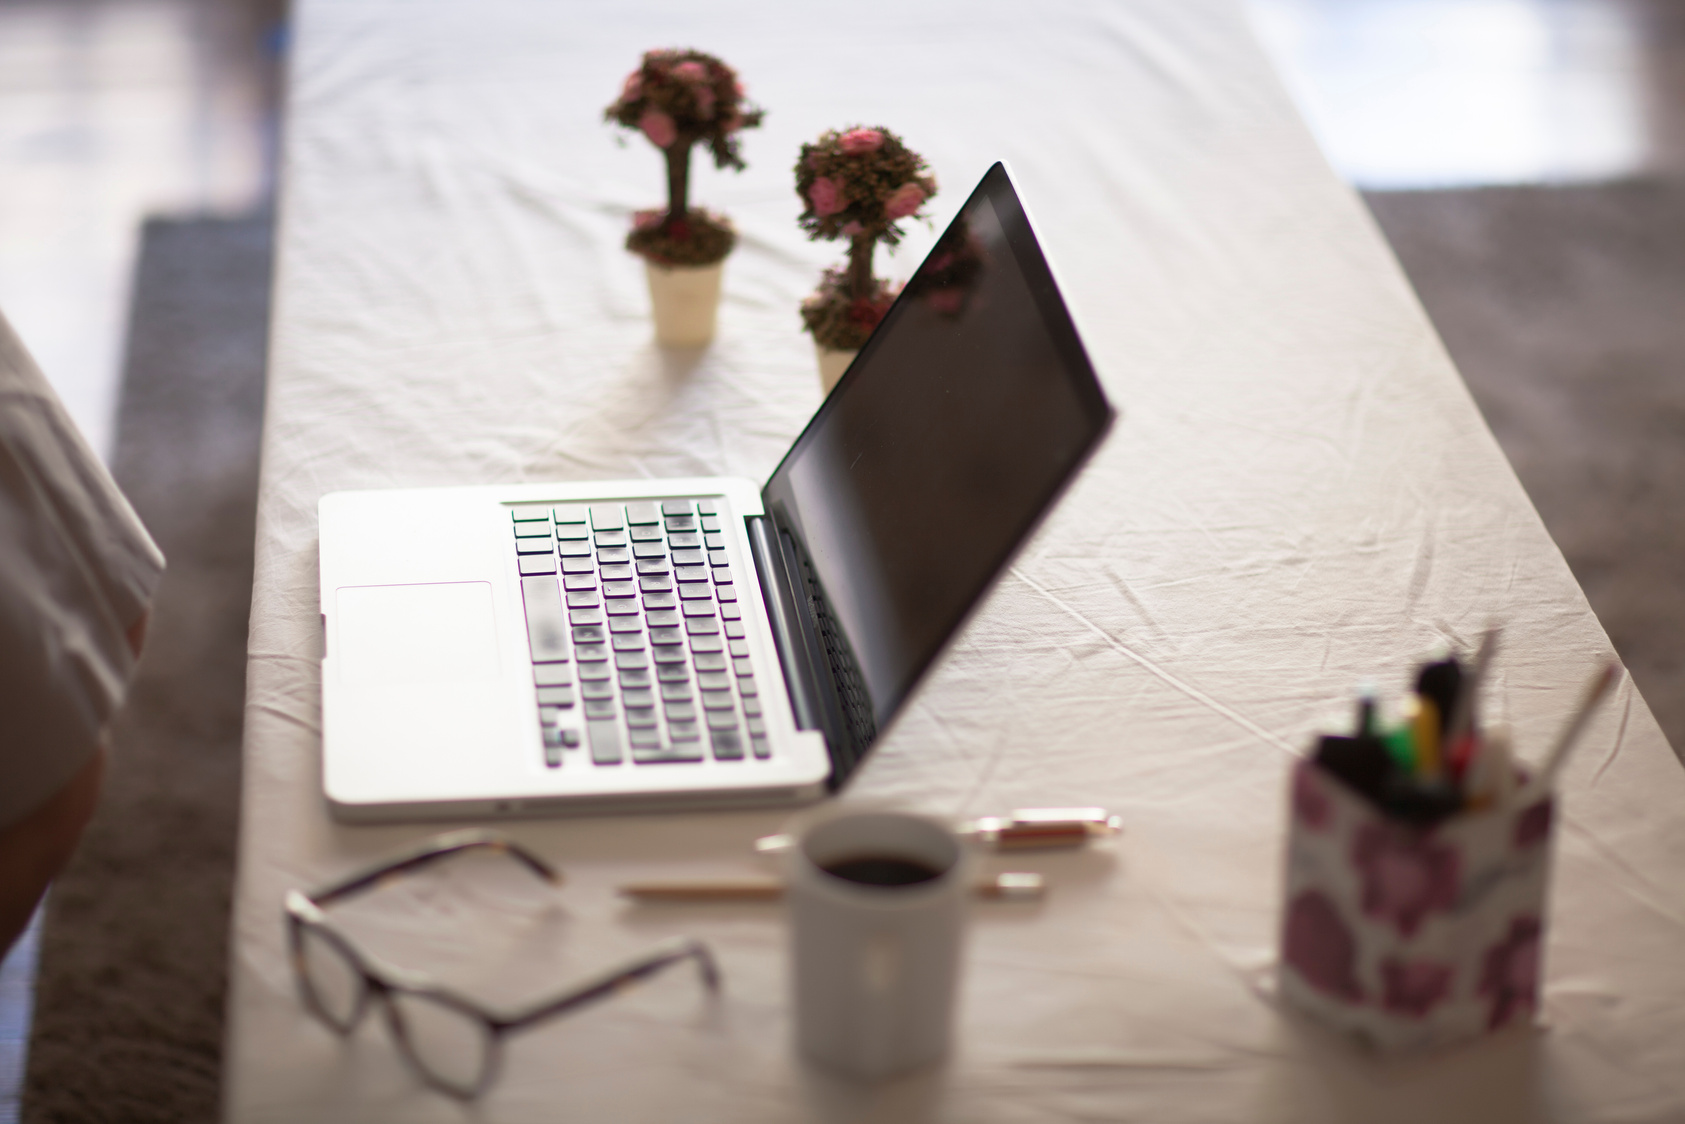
[746,516,824,734]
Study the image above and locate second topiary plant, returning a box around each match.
[795,127,938,392]
[606,49,764,347]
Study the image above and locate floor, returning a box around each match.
[0,1,1680,1119]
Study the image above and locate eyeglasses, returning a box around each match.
[284,828,721,1099]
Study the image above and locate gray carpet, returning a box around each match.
[13,183,1684,1120]
[1365,182,1685,755]
[21,214,271,1123]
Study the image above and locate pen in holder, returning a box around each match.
[1277,638,1614,1054]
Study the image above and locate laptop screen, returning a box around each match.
[761,163,1113,764]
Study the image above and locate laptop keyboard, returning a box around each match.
[510,498,770,769]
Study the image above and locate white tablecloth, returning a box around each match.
[225,1,1685,1120]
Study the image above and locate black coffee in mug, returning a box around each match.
[821,854,943,887]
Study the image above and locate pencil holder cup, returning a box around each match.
[1277,757,1556,1053]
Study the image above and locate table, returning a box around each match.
[224,1,1685,1119]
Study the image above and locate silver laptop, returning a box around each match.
[318,163,1113,821]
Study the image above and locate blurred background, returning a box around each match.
[1,0,1680,1120]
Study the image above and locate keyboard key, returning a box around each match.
[534,664,573,687]
[694,652,728,672]
[587,719,623,764]
[575,644,609,662]
[557,541,593,557]
[682,600,716,617]
[646,609,681,627]
[667,531,702,549]
[536,685,576,707]
[553,504,589,525]
[623,688,656,708]
[732,658,754,676]
[512,504,552,522]
[543,743,562,768]
[514,520,552,539]
[738,676,758,696]
[661,500,692,516]
[563,574,597,591]
[697,670,732,690]
[674,564,708,582]
[708,551,729,567]
[590,504,624,531]
[639,574,673,592]
[584,699,617,720]
[633,542,668,559]
[583,680,615,701]
[671,548,706,566]
[711,729,745,760]
[626,502,660,525]
[555,523,591,541]
[599,563,633,580]
[695,499,719,516]
[751,737,771,760]
[725,622,747,639]
[570,607,604,625]
[667,720,701,741]
[704,533,725,550]
[515,535,554,555]
[728,640,749,657]
[720,603,742,621]
[578,662,612,681]
[608,615,643,633]
[612,633,645,651]
[665,514,698,532]
[625,704,658,726]
[636,556,671,573]
[628,728,662,749]
[562,555,595,573]
[700,515,722,532]
[679,584,713,601]
[652,645,687,664]
[661,682,693,702]
[561,728,581,748]
[620,669,652,687]
[716,584,738,602]
[664,701,697,721]
[630,524,664,542]
[713,567,734,584]
[746,717,767,736]
[649,627,683,646]
[597,546,631,564]
[656,663,690,682]
[643,592,678,609]
[686,617,721,636]
[705,708,738,729]
[742,697,763,717]
[700,690,734,711]
[518,553,558,576]
[605,599,642,616]
[614,651,650,670]
[594,531,627,547]
[691,635,724,653]
[602,581,637,599]
[520,576,569,662]
[635,742,705,763]
[539,705,567,725]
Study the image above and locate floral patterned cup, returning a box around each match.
[1278,757,1555,1052]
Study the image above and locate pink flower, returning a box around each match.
[1352,823,1460,938]
[620,71,642,101]
[807,176,845,217]
[840,221,864,237]
[639,109,677,148]
[838,127,884,155]
[884,183,926,221]
[632,209,663,231]
[673,60,708,83]
[1381,958,1453,1018]
[693,85,716,120]
[1282,890,1362,1002]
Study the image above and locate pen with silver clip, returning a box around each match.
[753,807,1122,858]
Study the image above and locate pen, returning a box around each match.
[1522,660,1620,800]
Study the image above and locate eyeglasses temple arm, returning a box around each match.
[308,829,560,905]
[499,938,720,1032]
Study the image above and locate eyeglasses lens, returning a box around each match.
[386,990,493,1096]
[297,924,366,1030]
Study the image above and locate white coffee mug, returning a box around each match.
[787,808,971,1080]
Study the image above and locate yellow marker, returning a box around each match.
[1413,696,1441,779]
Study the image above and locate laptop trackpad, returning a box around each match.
[335,582,502,685]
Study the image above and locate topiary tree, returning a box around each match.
[605,49,765,267]
[794,127,938,351]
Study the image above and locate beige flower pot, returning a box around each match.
[646,260,723,347]
[815,345,858,394]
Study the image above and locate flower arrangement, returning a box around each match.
[795,127,938,352]
[605,49,764,267]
